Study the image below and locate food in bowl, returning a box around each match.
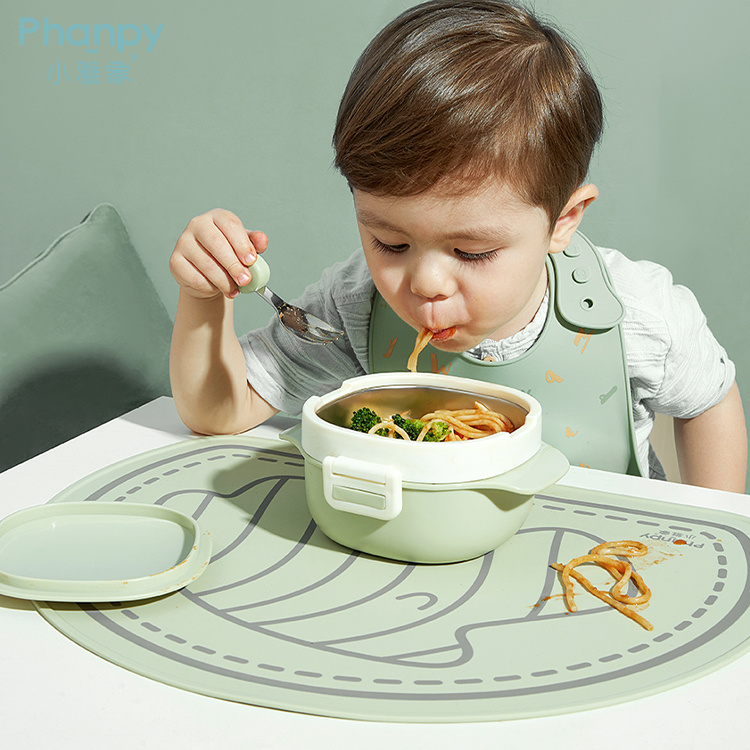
[348,401,515,441]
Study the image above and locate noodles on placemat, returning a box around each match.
[551,540,653,630]
[407,328,434,372]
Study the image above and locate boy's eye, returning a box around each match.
[370,237,498,263]
[372,238,409,254]
[454,248,499,264]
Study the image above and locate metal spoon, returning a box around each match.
[239,254,344,344]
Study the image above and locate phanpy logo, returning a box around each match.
[18,16,164,85]
[19,17,164,53]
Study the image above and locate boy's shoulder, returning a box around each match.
[593,242,713,375]
[593,242,734,420]
[595,244,683,321]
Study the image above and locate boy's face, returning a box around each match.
[354,179,583,353]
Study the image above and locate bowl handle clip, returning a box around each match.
[322,456,403,521]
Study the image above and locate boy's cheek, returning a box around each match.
[368,262,401,292]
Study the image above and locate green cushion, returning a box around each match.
[0,204,172,472]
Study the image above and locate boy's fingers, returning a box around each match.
[170,253,225,299]
[247,230,269,254]
[186,239,241,298]
[192,221,252,289]
[210,212,261,281]
[178,210,267,294]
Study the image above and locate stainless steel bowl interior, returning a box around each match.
[315,384,529,431]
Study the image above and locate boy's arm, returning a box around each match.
[168,209,278,435]
[673,382,748,493]
[169,290,278,435]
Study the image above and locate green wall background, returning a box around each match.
[3,0,749,436]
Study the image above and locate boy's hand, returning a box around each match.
[169,209,269,300]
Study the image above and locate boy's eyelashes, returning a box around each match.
[454,248,499,264]
[370,237,499,264]
[371,237,408,254]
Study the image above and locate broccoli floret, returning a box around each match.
[422,420,450,442]
[349,407,382,433]
[391,413,425,441]
[349,409,449,442]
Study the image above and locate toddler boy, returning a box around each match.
[169,0,746,491]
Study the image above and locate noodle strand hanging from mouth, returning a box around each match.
[407,328,434,372]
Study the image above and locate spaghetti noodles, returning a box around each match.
[366,401,515,442]
[419,401,515,439]
[551,540,653,630]
[407,328,434,372]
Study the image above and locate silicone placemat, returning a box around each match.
[35,436,750,722]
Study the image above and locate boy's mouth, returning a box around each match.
[429,326,456,342]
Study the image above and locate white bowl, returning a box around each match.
[282,373,568,563]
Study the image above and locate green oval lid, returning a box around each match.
[0,502,211,602]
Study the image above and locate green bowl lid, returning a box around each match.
[0,502,211,602]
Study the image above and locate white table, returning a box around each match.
[2,397,748,749]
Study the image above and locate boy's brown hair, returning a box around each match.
[333,0,603,224]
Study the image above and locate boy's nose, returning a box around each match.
[408,256,456,300]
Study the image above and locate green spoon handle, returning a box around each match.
[239,253,271,294]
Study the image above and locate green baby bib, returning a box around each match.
[368,232,642,476]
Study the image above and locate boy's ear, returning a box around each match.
[548,184,599,253]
